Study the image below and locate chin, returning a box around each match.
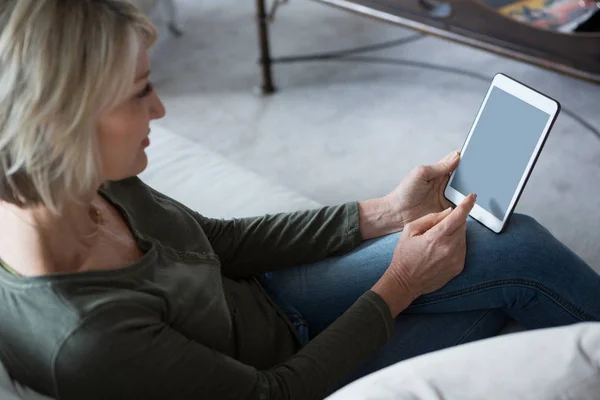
[113,154,149,181]
[133,151,149,176]
[105,151,149,181]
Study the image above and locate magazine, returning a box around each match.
[495,0,600,32]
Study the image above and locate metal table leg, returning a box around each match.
[255,0,276,95]
[164,0,184,36]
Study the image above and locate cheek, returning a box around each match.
[97,108,149,176]
[99,122,139,157]
[101,108,148,145]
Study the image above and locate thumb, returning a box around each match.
[422,151,460,180]
[405,207,453,236]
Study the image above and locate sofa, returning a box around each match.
[326,321,600,400]
[1,123,599,399]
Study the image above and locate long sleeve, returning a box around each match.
[149,186,363,279]
[54,291,395,400]
[198,204,363,278]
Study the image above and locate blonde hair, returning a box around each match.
[0,0,157,214]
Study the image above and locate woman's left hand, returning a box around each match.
[384,150,461,229]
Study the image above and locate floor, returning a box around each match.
[148,0,600,268]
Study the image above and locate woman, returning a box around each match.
[0,1,598,399]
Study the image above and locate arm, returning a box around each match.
[194,149,462,261]
[195,204,363,278]
[54,292,395,400]
[358,198,404,240]
[198,197,404,278]
[146,182,399,278]
[147,183,362,278]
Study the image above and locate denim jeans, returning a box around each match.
[258,214,600,384]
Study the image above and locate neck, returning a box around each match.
[0,189,103,276]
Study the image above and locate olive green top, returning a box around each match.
[0,177,395,400]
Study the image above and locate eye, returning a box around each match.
[136,82,154,99]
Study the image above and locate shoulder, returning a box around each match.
[100,177,215,256]
[102,176,196,216]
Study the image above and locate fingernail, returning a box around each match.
[473,193,478,200]
[445,207,452,213]
[451,151,459,159]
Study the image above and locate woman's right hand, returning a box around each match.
[372,194,477,317]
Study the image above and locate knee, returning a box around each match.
[467,213,546,241]
[465,214,586,289]
[503,213,554,245]
[494,214,577,277]
[467,213,555,264]
[507,213,542,230]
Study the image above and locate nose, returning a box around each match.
[150,91,166,120]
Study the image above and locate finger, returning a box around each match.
[405,207,453,236]
[421,151,461,180]
[451,220,468,238]
[438,175,453,209]
[428,194,476,237]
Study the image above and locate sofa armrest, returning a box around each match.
[327,322,600,400]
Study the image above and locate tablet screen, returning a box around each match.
[449,87,551,219]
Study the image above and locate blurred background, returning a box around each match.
[139,0,599,266]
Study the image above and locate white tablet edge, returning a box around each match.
[445,73,560,233]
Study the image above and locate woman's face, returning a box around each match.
[97,46,165,182]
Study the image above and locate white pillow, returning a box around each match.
[328,322,600,400]
[140,123,320,218]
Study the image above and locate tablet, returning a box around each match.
[444,73,560,233]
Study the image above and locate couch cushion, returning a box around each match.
[139,123,321,217]
[327,322,600,400]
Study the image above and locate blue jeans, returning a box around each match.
[258,214,600,384]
